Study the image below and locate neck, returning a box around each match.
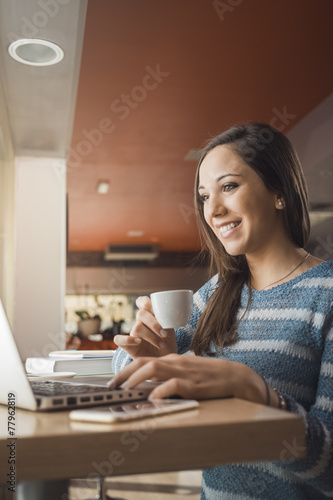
[246,244,309,291]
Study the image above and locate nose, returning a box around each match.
[205,192,226,220]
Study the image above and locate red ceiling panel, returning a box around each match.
[67,0,333,251]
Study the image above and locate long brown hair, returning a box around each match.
[191,123,310,356]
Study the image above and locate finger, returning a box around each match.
[148,378,195,400]
[135,299,175,342]
[129,324,163,350]
[108,357,152,388]
[136,296,153,312]
[135,309,169,340]
[113,334,141,348]
[111,358,170,389]
[122,358,182,389]
[130,310,172,348]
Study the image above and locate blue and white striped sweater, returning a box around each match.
[113,261,333,499]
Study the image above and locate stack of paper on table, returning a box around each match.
[25,350,116,376]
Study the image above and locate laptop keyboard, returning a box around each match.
[30,380,112,396]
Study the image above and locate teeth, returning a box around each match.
[220,221,240,233]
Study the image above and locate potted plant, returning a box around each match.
[75,310,102,338]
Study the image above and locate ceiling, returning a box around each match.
[1,0,333,254]
[0,0,87,158]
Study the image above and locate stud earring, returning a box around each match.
[278,199,284,207]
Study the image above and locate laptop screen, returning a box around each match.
[0,301,37,410]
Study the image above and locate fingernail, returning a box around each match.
[134,338,141,343]
[160,329,168,338]
[159,340,165,348]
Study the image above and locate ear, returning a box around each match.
[275,195,285,209]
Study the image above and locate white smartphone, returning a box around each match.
[69,399,199,423]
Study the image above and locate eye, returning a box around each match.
[222,183,238,192]
[198,193,209,203]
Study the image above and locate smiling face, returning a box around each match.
[198,145,286,258]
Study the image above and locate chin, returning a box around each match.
[221,244,245,257]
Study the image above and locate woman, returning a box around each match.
[110,123,333,499]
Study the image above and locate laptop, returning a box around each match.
[0,301,155,411]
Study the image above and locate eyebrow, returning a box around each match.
[198,174,242,190]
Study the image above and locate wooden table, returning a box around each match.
[0,398,305,499]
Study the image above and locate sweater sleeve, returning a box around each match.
[278,310,333,497]
[174,275,218,354]
[112,343,133,374]
[112,275,218,374]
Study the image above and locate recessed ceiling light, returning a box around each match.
[127,230,144,237]
[8,39,64,66]
[96,181,110,194]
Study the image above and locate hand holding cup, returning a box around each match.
[113,290,193,359]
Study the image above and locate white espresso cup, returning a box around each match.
[150,289,193,329]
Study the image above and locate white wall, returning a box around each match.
[287,92,333,170]
[287,92,333,206]
[14,157,66,360]
[0,81,15,325]
[0,157,15,324]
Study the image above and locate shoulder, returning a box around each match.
[293,261,333,293]
[310,259,333,274]
[292,261,333,321]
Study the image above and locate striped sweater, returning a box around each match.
[113,261,333,499]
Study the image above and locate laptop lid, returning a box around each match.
[0,300,38,411]
[0,301,156,411]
